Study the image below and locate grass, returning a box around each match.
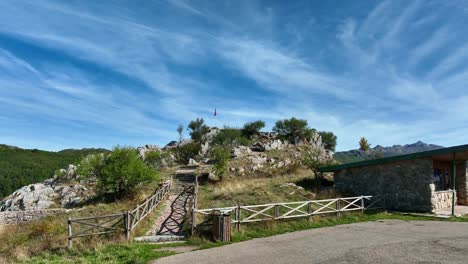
[0,172,174,264]
[197,168,336,209]
[10,211,468,264]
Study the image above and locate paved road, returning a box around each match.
[153,220,468,264]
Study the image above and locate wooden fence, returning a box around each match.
[67,178,172,248]
[189,176,199,235]
[193,195,385,231]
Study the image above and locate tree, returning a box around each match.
[242,120,265,138]
[188,118,209,142]
[273,117,310,144]
[213,127,250,148]
[78,147,158,198]
[175,142,201,164]
[211,146,230,180]
[303,148,334,190]
[177,125,184,143]
[318,131,337,152]
[359,137,371,151]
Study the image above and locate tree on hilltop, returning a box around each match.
[188,118,209,142]
[242,120,265,138]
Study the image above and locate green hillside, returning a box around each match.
[0,145,109,199]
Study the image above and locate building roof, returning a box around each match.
[319,144,468,172]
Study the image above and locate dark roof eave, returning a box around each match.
[319,144,468,172]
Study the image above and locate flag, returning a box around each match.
[214,108,217,117]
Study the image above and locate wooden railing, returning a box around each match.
[189,176,199,235]
[192,195,385,231]
[67,177,172,248]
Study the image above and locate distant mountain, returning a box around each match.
[335,141,444,164]
[0,145,109,199]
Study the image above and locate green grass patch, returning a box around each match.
[21,242,188,264]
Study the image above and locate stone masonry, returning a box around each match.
[334,158,434,212]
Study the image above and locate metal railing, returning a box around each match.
[67,177,172,248]
[192,195,385,231]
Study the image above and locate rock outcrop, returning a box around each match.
[0,165,93,211]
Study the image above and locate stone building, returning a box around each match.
[320,144,468,213]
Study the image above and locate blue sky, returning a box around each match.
[1,0,468,151]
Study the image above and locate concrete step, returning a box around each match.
[134,235,186,243]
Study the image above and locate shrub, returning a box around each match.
[79,147,158,198]
[188,118,209,142]
[242,120,265,138]
[211,146,230,180]
[144,150,171,170]
[318,131,337,152]
[212,127,250,148]
[273,117,311,144]
[175,142,201,164]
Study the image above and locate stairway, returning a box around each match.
[135,167,196,243]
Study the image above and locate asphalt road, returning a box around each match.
[153,220,468,264]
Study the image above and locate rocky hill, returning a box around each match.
[0,145,108,199]
[335,141,444,163]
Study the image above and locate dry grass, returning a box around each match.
[197,168,336,209]
[0,174,171,263]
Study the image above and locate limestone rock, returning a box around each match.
[187,158,199,166]
[231,146,252,158]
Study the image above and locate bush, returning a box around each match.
[242,120,265,138]
[273,117,311,144]
[144,150,171,170]
[188,118,209,142]
[318,131,337,152]
[175,142,201,164]
[79,147,158,198]
[212,128,250,148]
[211,146,230,180]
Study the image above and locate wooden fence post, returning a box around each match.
[236,205,241,231]
[274,205,279,220]
[361,196,365,213]
[307,202,312,221]
[67,218,73,249]
[124,212,130,240]
[336,199,341,217]
[191,208,196,236]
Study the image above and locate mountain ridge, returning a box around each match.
[335,141,444,163]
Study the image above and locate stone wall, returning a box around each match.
[334,158,434,212]
[0,209,64,224]
[456,161,468,205]
[431,190,456,210]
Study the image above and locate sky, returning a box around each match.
[1,0,468,151]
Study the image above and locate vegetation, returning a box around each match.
[318,131,337,152]
[174,142,201,164]
[359,137,371,151]
[212,127,250,148]
[241,120,265,138]
[210,146,230,180]
[0,145,109,199]
[188,118,209,142]
[78,146,158,198]
[197,168,332,209]
[273,117,315,144]
[303,148,335,189]
[144,150,171,170]
[177,124,184,143]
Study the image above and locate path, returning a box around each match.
[135,167,196,242]
[153,219,468,264]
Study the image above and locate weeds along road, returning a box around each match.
[153,219,468,264]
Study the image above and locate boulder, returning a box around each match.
[231,146,252,157]
[137,144,161,158]
[250,142,266,152]
[187,158,199,166]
